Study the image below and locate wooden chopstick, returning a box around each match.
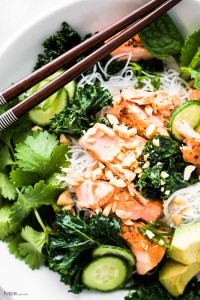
[0,0,182,132]
[0,0,170,106]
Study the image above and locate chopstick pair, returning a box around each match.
[0,0,182,132]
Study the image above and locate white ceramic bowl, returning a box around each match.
[0,0,200,299]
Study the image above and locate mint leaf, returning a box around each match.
[181,67,200,90]
[0,172,17,200]
[139,14,184,59]
[180,28,200,69]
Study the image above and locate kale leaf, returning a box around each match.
[124,273,200,300]
[49,83,113,138]
[135,135,198,200]
[34,22,81,70]
[48,210,125,293]
[138,14,184,60]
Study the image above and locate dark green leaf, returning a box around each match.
[139,14,184,59]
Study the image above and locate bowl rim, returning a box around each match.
[0,0,82,57]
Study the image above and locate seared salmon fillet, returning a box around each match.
[189,89,200,100]
[79,123,146,183]
[175,120,200,174]
[75,179,115,209]
[109,34,154,61]
[120,222,166,274]
[108,88,181,138]
[108,100,165,138]
[75,179,163,222]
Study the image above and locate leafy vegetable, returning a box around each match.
[138,222,173,248]
[49,83,113,137]
[135,135,198,200]
[139,14,184,60]
[0,129,69,269]
[181,67,200,90]
[34,22,81,70]
[180,28,200,70]
[48,210,126,293]
[124,274,200,300]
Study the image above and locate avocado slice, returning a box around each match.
[159,259,200,297]
[167,222,200,264]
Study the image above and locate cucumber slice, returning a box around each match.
[65,80,77,103]
[29,89,67,126]
[82,256,128,291]
[27,70,77,126]
[92,245,135,266]
[167,100,200,141]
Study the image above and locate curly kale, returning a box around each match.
[34,22,81,70]
[124,273,200,300]
[47,210,125,293]
[49,83,113,138]
[135,135,198,200]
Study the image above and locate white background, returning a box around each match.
[0,0,70,46]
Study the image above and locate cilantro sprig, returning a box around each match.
[0,128,69,269]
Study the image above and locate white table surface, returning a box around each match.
[0,0,71,47]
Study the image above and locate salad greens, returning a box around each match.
[124,274,200,300]
[48,210,126,293]
[138,14,184,60]
[1,9,200,300]
[49,83,113,137]
[135,135,198,200]
[34,22,82,70]
[0,126,69,268]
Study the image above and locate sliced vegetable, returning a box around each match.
[29,89,67,126]
[167,100,200,141]
[82,256,128,291]
[92,245,135,266]
[65,80,77,103]
[26,70,77,126]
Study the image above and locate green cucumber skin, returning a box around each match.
[167,100,200,141]
[29,90,67,126]
[82,256,128,291]
[92,245,135,266]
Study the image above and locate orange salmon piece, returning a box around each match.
[108,100,165,138]
[175,120,200,174]
[189,89,200,100]
[109,34,153,61]
[75,179,115,208]
[120,222,166,275]
[76,179,163,222]
[79,123,146,184]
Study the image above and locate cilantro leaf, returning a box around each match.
[10,168,41,188]
[18,242,46,269]
[9,181,63,231]
[21,181,63,207]
[0,204,13,240]
[0,172,17,200]
[0,141,14,171]
[16,226,46,269]
[14,130,68,178]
